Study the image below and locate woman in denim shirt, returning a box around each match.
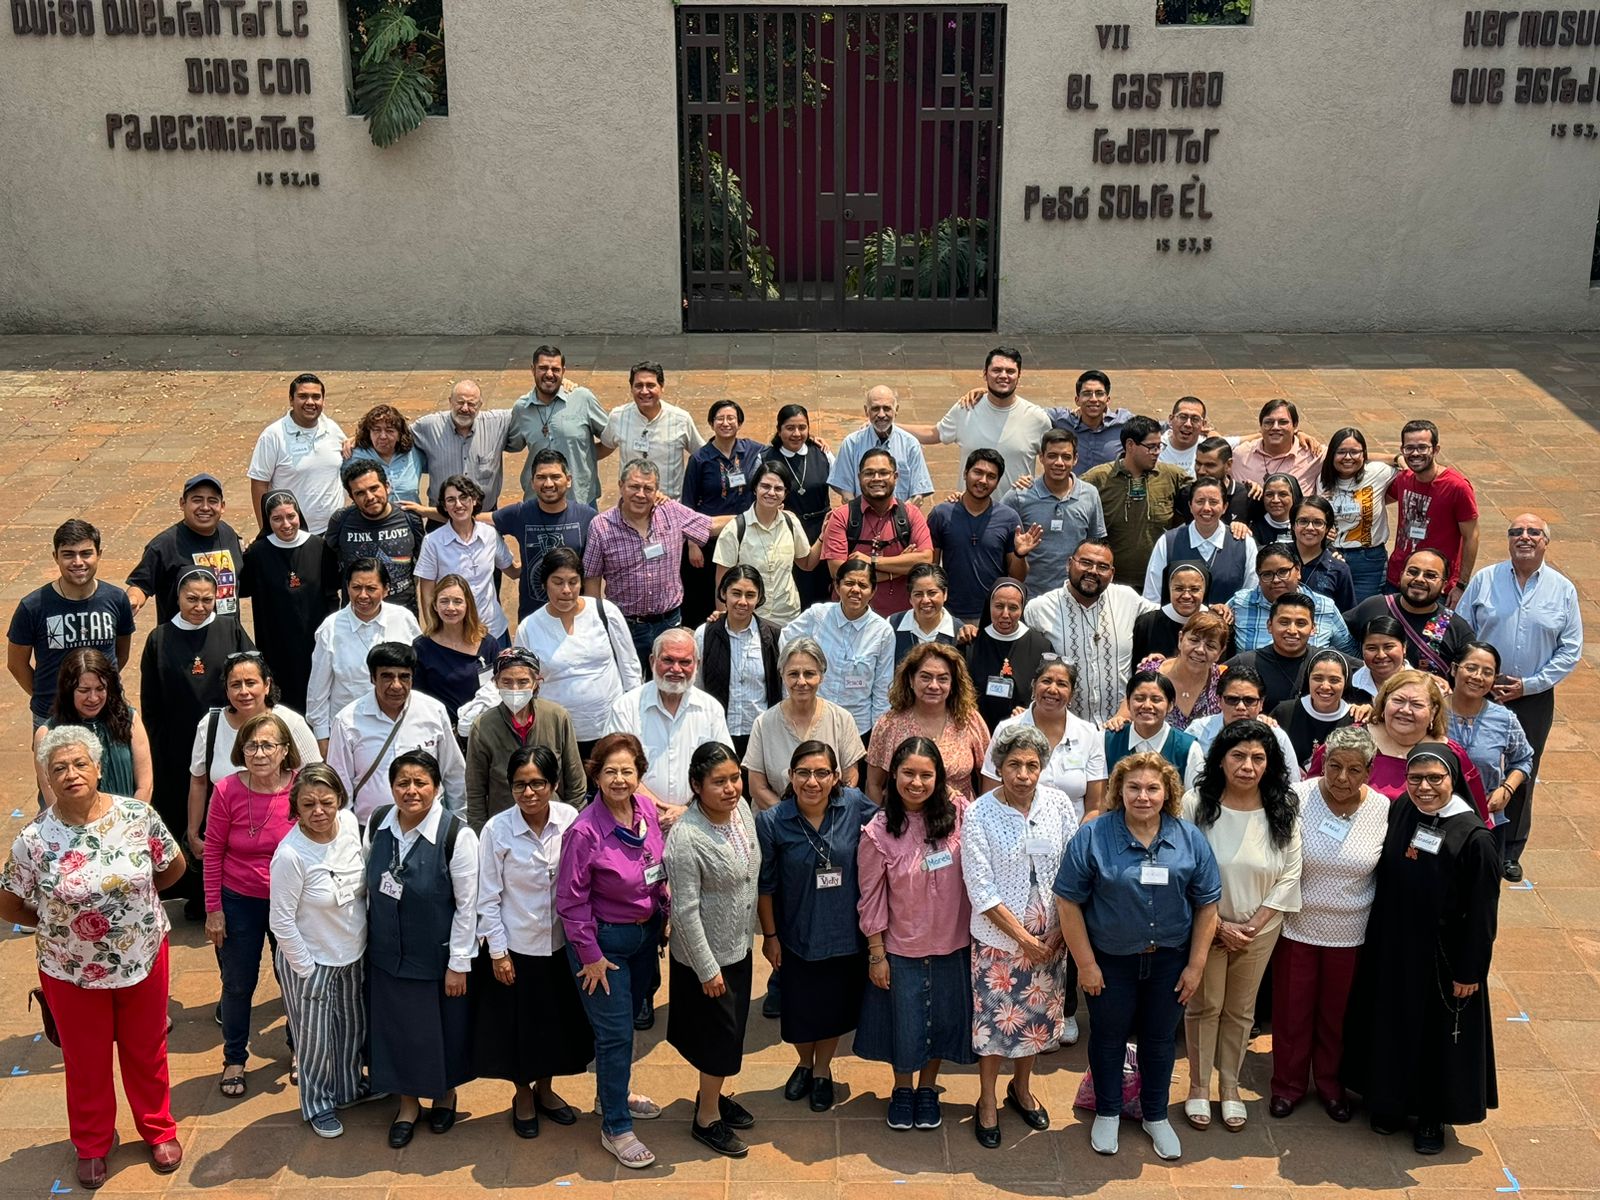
[1446,642,1534,856]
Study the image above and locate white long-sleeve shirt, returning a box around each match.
[305,603,423,738]
[604,682,732,809]
[476,802,578,957]
[268,811,367,975]
[326,689,467,820]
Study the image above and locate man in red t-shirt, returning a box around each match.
[819,448,933,616]
[1385,419,1479,602]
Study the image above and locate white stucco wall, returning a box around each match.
[1,0,1598,333]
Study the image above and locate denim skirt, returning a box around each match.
[854,946,977,1073]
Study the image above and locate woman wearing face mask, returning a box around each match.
[140,567,255,915]
[1132,563,1220,666]
[763,404,834,607]
[471,745,591,1140]
[964,578,1055,734]
[780,558,896,741]
[711,462,817,629]
[240,490,339,711]
[663,743,762,1159]
[1319,427,1395,606]
[891,564,961,665]
[1289,498,1354,612]
[867,643,991,805]
[695,566,783,761]
[1270,649,1358,770]
[512,547,641,759]
[1249,474,1303,548]
[36,649,152,804]
[463,648,587,831]
[1143,479,1258,605]
[1341,743,1500,1155]
[1446,642,1534,858]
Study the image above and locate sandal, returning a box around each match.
[1220,1099,1248,1131]
[1183,1098,1212,1130]
[626,1094,662,1120]
[220,1066,247,1098]
[289,1056,299,1087]
[600,1130,656,1169]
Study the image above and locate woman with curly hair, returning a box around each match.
[349,404,428,513]
[865,642,990,804]
[1180,719,1303,1133]
[35,648,152,803]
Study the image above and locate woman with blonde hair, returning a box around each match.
[865,642,990,804]
[412,573,498,733]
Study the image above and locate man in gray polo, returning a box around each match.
[1004,429,1107,599]
[507,343,614,508]
[410,379,515,514]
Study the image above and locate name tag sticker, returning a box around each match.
[1024,836,1052,857]
[632,436,652,454]
[923,849,954,873]
[642,542,666,561]
[728,472,747,488]
[815,868,843,890]
[1140,864,1170,886]
[378,871,404,900]
[1408,523,1428,541]
[986,676,1014,699]
[643,862,667,885]
[1317,815,1351,842]
[1410,828,1443,855]
[1049,518,1065,532]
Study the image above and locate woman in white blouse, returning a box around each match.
[1270,725,1387,1122]
[512,547,640,756]
[472,745,592,1138]
[981,658,1106,821]
[961,724,1080,1148]
[1180,720,1302,1133]
[268,764,368,1139]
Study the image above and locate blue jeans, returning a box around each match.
[1083,946,1189,1121]
[567,917,661,1136]
[625,608,682,674]
[1344,545,1389,606]
[215,889,287,1066]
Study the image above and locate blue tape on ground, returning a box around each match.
[1497,1167,1521,1192]
[1507,1012,1531,1022]
[50,1179,71,1194]
[1509,880,1535,891]
[10,810,22,818]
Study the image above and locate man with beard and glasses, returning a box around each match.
[1344,549,1473,681]
[1385,419,1479,603]
[818,449,932,618]
[901,347,1052,498]
[829,386,933,505]
[1229,545,1354,655]
[1457,515,1582,883]
[927,449,1043,626]
[1023,539,1156,726]
[508,344,615,508]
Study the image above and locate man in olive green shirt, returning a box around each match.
[1081,415,1188,590]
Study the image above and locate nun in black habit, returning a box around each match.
[1341,741,1499,1156]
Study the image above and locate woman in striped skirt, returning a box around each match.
[268,764,370,1138]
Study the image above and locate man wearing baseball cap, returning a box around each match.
[126,473,246,623]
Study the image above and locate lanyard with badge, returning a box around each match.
[379,826,416,900]
[1409,820,1444,856]
[1022,817,1052,887]
[799,811,843,890]
[636,509,666,562]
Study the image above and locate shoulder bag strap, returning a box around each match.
[352,706,408,809]
[1382,594,1452,678]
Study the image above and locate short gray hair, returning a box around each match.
[620,457,661,486]
[992,722,1050,765]
[779,636,828,677]
[1322,724,1376,765]
[652,626,696,659]
[36,725,104,769]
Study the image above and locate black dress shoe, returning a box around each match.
[512,1109,539,1139]
[691,1118,748,1158]
[1504,860,1524,883]
[1004,1083,1049,1131]
[388,1120,415,1149]
[1269,1096,1295,1119]
[1324,1097,1352,1123]
[634,997,655,1031]
[809,1076,835,1113]
[1370,1113,1404,1136]
[535,1099,578,1126]
[761,989,782,1019]
[718,1094,755,1129]
[974,1105,1002,1149]
[1414,1121,1445,1155]
[428,1104,457,1134]
[783,1065,814,1102]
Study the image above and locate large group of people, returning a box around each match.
[1,348,1582,1186]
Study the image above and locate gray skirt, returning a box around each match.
[368,965,474,1099]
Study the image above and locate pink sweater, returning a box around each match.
[204,773,298,910]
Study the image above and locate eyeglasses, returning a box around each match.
[1070,558,1115,573]
[1406,772,1451,786]
[1138,441,1163,452]
[1259,567,1297,583]
[791,768,836,782]
[1293,518,1327,529]
[1387,698,1432,713]
[511,778,552,793]
[1507,526,1547,538]
[225,651,267,666]
[243,741,285,755]
[1220,694,1262,707]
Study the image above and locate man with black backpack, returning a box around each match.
[818,448,932,616]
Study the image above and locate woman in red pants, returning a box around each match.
[0,726,189,1188]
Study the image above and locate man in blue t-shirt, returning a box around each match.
[490,448,597,620]
[7,519,136,727]
[926,448,1043,625]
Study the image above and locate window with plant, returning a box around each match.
[346,0,448,147]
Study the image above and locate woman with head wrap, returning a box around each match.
[240,490,340,711]
[1341,741,1500,1155]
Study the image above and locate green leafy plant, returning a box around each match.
[685,145,778,299]
[850,218,991,299]
[1157,0,1252,25]
[347,0,447,148]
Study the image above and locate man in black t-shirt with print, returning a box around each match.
[125,473,245,624]
[324,459,427,613]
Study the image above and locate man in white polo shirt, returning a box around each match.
[248,372,346,534]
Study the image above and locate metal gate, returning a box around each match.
[677,6,1005,332]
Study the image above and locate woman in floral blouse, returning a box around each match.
[0,726,189,1189]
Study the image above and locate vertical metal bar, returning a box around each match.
[714,14,728,309]
[855,7,866,314]
[930,8,945,312]
[959,10,973,304]
[815,9,825,317]
[832,6,846,324]
[793,10,805,304]
[875,11,887,303]
[755,9,768,310]
[903,10,917,302]
[703,26,717,309]
[775,11,788,307]
[989,3,1003,328]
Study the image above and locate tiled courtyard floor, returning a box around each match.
[0,331,1598,1199]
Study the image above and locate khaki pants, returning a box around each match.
[1186,923,1280,1096]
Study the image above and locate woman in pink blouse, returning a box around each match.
[204,711,301,1100]
[856,736,975,1134]
[865,643,991,804]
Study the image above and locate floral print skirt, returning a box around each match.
[971,889,1067,1059]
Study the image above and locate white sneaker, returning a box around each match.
[1143,1118,1182,1160]
[1091,1114,1120,1155]
[1063,1016,1080,1045]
